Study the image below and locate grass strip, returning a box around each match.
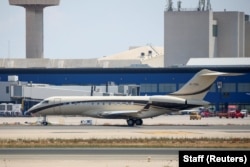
[0,137,250,148]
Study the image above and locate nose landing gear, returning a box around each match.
[40,115,48,126]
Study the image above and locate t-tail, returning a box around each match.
[170,69,243,100]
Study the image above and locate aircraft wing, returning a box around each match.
[99,110,139,119]
[98,103,150,119]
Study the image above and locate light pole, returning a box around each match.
[217,81,223,112]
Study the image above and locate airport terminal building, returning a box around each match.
[0,66,249,112]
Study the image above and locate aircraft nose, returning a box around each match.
[27,106,37,116]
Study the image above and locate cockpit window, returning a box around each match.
[41,100,49,104]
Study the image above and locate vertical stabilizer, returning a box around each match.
[170,69,242,100]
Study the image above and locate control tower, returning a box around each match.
[9,0,60,58]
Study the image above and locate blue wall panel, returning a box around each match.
[0,67,249,108]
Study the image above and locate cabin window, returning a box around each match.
[41,100,49,104]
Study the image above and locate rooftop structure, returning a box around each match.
[9,0,60,59]
[0,46,164,68]
[186,58,250,66]
[164,0,250,67]
[99,45,164,68]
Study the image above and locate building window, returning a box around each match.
[238,83,250,92]
[159,84,176,93]
[6,86,9,94]
[213,25,218,37]
[140,84,157,93]
[178,83,185,90]
[7,105,12,111]
[0,105,5,111]
[209,84,216,92]
[222,83,236,92]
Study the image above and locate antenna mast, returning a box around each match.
[206,0,212,11]
[166,0,173,11]
[177,1,182,11]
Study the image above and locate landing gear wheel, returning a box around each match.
[135,119,143,126]
[127,119,135,126]
[41,115,48,126]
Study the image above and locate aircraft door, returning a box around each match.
[54,98,61,114]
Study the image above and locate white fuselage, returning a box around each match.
[28,95,202,120]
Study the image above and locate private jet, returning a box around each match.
[27,69,241,126]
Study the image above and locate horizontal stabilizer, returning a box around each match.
[201,71,244,76]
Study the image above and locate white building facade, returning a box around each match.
[246,15,250,57]
[164,8,250,66]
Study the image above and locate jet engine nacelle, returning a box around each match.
[149,95,186,104]
[149,95,210,106]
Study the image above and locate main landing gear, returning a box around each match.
[126,119,143,126]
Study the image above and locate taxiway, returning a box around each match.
[1,115,250,139]
[1,115,250,167]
